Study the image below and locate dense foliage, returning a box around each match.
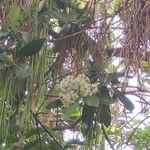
[0,0,150,149]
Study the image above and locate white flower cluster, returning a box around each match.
[54,74,98,107]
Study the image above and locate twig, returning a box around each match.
[34,116,43,150]
[31,111,65,150]
[121,106,149,129]
[101,125,116,150]
[125,116,150,149]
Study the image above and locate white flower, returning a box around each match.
[54,73,98,107]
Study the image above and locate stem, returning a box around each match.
[31,111,65,150]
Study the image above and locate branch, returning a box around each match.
[106,47,150,60]
[117,85,150,94]
[121,106,149,129]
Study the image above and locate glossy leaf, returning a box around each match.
[70,107,81,118]
[64,139,84,149]
[49,140,63,150]
[0,31,9,39]
[98,86,114,105]
[111,77,120,85]
[59,24,71,35]
[97,105,111,127]
[53,40,62,53]
[25,128,45,139]
[85,95,99,107]
[49,11,77,23]
[0,53,14,66]
[109,72,132,85]
[63,102,79,119]
[21,31,30,43]
[22,139,40,150]
[115,72,132,79]
[0,62,5,70]
[56,0,68,9]
[106,62,117,73]
[15,63,32,78]
[81,104,95,126]
[46,99,63,109]
[88,63,101,82]
[19,39,45,57]
[115,90,135,112]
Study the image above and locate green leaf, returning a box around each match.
[98,86,114,105]
[0,31,9,39]
[21,31,31,43]
[64,139,84,148]
[57,0,67,2]
[56,0,68,9]
[77,1,87,9]
[85,95,99,107]
[0,62,5,70]
[141,60,150,68]
[8,4,21,27]
[88,63,101,82]
[108,0,123,15]
[49,140,63,150]
[70,107,81,118]
[19,39,45,57]
[0,53,14,66]
[25,128,45,139]
[53,40,62,53]
[38,0,46,12]
[59,24,71,35]
[63,102,79,119]
[49,11,77,23]
[15,63,32,78]
[81,104,95,126]
[97,2,106,14]
[110,77,120,85]
[46,99,63,109]
[109,72,132,85]
[106,62,117,73]
[115,90,135,112]
[22,139,40,150]
[97,105,111,127]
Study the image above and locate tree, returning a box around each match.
[0,0,150,149]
